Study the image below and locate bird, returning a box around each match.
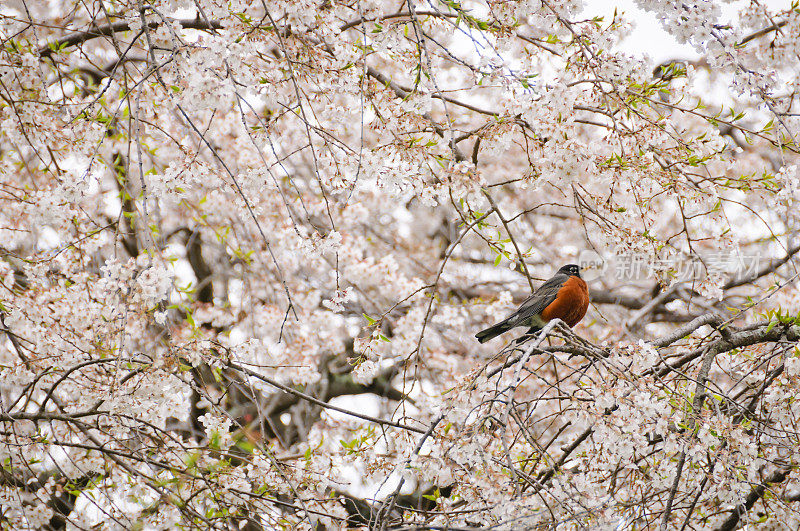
[475,264,589,344]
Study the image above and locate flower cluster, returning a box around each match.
[0,0,798,528]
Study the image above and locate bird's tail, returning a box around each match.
[475,321,513,343]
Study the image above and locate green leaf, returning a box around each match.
[422,487,441,501]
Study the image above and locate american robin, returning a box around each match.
[475,264,589,343]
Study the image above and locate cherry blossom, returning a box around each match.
[0,0,799,529]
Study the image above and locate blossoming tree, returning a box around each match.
[1,0,799,528]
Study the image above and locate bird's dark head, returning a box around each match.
[558,264,581,277]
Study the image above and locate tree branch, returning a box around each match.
[39,18,222,57]
[713,466,792,531]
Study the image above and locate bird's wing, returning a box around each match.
[507,273,568,326]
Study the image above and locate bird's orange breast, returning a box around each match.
[539,276,589,327]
